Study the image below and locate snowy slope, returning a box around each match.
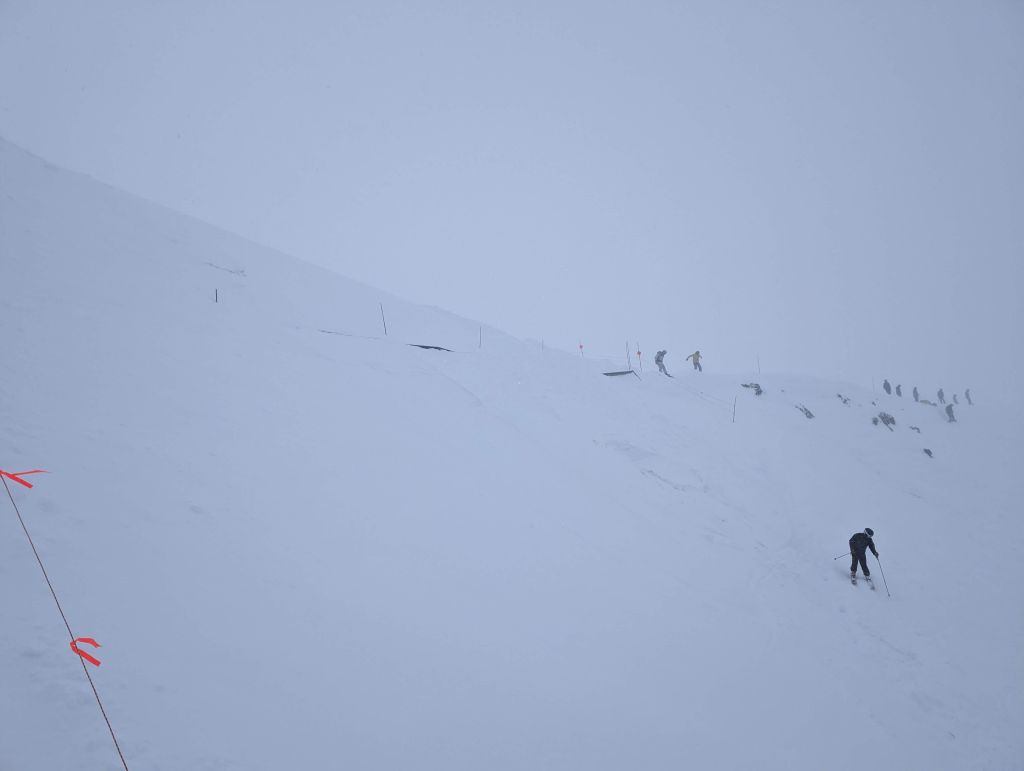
[1,138,1021,771]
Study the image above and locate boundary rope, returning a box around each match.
[3,473,130,770]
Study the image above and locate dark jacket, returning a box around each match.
[849,532,878,557]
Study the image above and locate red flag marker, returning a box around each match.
[0,469,49,489]
[71,637,102,667]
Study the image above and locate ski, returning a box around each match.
[850,574,876,590]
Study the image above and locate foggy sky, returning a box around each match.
[2,1,1021,400]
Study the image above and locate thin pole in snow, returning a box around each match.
[732,396,737,423]
[479,326,482,349]
[875,556,892,597]
[579,342,583,358]
[636,343,643,373]
[757,355,760,375]
[380,303,388,336]
[215,288,218,304]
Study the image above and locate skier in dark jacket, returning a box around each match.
[895,384,903,397]
[883,380,892,395]
[946,404,956,423]
[937,388,946,405]
[849,528,878,579]
[965,388,973,406]
[655,350,669,376]
[913,386,919,402]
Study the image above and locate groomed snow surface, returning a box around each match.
[1,139,1021,770]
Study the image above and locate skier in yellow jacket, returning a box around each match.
[686,350,703,372]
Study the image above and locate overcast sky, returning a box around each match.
[2,1,1021,399]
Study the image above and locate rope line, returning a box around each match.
[3,473,130,770]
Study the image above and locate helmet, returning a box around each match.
[865,528,875,537]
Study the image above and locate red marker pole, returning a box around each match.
[578,342,584,358]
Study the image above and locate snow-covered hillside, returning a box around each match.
[2,138,1021,770]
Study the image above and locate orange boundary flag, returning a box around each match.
[0,469,49,489]
[71,637,102,667]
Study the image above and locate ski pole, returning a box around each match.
[875,555,891,597]
[833,552,850,560]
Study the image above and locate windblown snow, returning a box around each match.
[1,138,1021,770]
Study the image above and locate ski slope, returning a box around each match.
[1,138,1021,770]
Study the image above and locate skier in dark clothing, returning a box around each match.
[965,388,973,405]
[883,380,892,395]
[895,384,903,397]
[913,386,919,402]
[849,528,878,579]
[655,350,669,376]
[946,404,956,423]
[938,388,946,405]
